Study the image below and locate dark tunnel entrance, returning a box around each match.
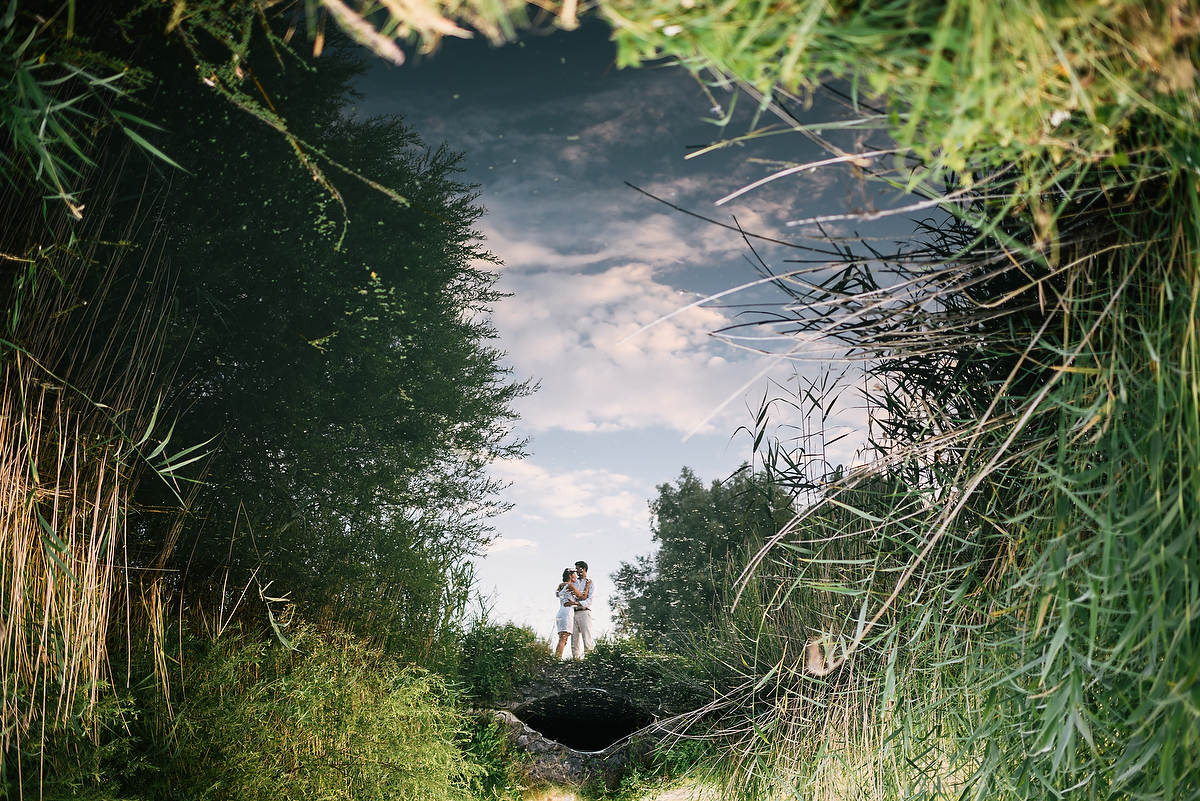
[514,688,654,752]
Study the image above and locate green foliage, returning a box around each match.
[458,621,552,707]
[610,467,794,642]
[555,635,711,719]
[460,717,528,800]
[102,29,529,661]
[578,739,715,801]
[0,682,144,799]
[600,0,1200,233]
[164,627,481,800]
[0,1,173,218]
[5,625,487,800]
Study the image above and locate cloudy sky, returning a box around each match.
[353,20,922,643]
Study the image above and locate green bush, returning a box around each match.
[1,683,143,800]
[157,626,480,801]
[457,622,552,707]
[5,624,490,800]
[460,717,528,800]
[565,636,710,719]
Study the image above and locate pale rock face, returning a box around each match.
[487,704,663,790]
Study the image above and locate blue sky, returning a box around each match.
[353,20,922,642]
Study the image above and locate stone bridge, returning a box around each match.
[487,685,683,788]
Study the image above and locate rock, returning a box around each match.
[483,708,669,790]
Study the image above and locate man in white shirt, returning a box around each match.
[570,560,595,659]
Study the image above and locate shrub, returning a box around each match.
[458,622,552,707]
[5,624,489,800]
[572,636,710,718]
[160,626,480,801]
[461,717,528,800]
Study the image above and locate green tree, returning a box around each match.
[611,467,794,641]
[112,33,529,659]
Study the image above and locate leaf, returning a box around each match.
[146,417,175,459]
[156,437,215,474]
[258,581,291,604]
[109,109,164,131]
[267,607,296,651]
[121,126,189,173]
[881,641,898,711]
[134,395,162,448]
[42,540,77,584]
[1040,616,1070,685]
[853,591,869,641]
[37,511,68,552]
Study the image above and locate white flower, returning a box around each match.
[663,24,684,36]
[1049,109,1071,129]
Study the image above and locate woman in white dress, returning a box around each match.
[554,568,578,659]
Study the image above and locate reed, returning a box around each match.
[670,152,1200,798]
[0,138,180,787]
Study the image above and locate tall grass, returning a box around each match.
[547,0,1200,797]
[0,139,181,789]
[673,154,1200,798]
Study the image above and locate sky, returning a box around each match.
[352,20,925,644]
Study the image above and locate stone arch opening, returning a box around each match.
[513,687,654,752]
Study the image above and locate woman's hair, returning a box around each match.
[562,568,574,582]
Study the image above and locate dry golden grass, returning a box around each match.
[0,158,180,774]
[0,361,124,741]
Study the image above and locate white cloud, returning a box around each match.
[487,537,539,553]
[474,185,821,436]
[491,460,649,530]
[492,261,787,434]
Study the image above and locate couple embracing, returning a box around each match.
[554,560,595,659]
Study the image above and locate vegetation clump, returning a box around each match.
[0,2,529,796]
[459,620,554,708]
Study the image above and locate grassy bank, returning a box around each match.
[0,2,529,796]
[548,1,1200,798]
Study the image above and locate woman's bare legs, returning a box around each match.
[556,631,570,659]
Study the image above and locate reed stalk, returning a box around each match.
[676,154,1200,798]
[0,138,179,788]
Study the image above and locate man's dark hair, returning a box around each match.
[575,561,588,572]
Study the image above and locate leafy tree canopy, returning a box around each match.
[610,467,794,643]
[106,30,529,658]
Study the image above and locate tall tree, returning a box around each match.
[111,31,529,656]
[611,467,794,642]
